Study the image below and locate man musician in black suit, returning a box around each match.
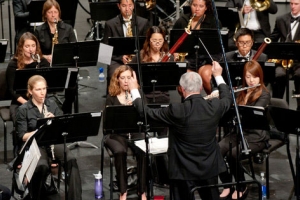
[102,0,150,80]
[270,0,300,110]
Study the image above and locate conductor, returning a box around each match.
[128,61,232,199]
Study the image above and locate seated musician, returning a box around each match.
[130,26,174,63]
[15,75,82,200]
[225,28,267,62]
[6,32,49,154]
[34,0,77,114]
[130,25,174,103]
[218,60,270,200]
[105,65,146,200]
[172,0,222,94]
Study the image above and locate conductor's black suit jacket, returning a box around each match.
[133,84,232,180]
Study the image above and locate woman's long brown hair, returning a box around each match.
[236,60,268,105]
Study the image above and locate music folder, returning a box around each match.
[35,112,101,146]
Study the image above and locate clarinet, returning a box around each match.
[43,102,55,162]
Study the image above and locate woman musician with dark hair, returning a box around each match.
[172,0,223,95]
[218,60,270,200]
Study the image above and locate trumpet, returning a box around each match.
[204,84,261,100]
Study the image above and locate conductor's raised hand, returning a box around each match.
[211,61,223,77]
[128,71,139,91]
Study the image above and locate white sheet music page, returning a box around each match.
[98,43,113,65]
[18,138,41,183]
[134,137,168,155]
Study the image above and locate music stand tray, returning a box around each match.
[108,36,146,55]
[90,1,120,22]
[220,105,270,131]
[27,0,45,23]
[104,105,142,134]
[128,62,187,91]
[219,61,275,86]
[35,112,101,146]
[51,41,101,67]
[252,42,300,60]
[13,67,78,93]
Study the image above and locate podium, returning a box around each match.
[268,106,300,199]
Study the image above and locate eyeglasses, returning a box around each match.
[150,39,164,44]
[237,41,253,47]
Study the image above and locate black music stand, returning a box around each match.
[216,7,240,32]
[108,36,146,56]
[253,42,300,104]
[51,41,101,112]
[51,40,101,67]
[128,62,187,102]
[86,1,119,40]
[219,61,275,87]
[268,106,300,199]
[27,0,45,24]
[36,112,102,200]
[13,67,78,94]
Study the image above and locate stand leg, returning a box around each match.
[286,67,290,104]
[62,132,68,200]
[151,80,157,103]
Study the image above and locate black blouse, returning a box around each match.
[6,58,50,105]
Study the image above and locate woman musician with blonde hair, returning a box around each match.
[15,75,82,200]
[218,60,270,200]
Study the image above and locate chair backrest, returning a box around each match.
[0,68,9,100]
[266,98,289,141]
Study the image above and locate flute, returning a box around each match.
[204,84,261,100]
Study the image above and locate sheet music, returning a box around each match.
[98,43,113,65]
[19,129,37,154]
[134,137,168,155]
[19,139,41,183]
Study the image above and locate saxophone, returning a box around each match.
[50,19,58,66]
[125,13,135,63]
[43,102,55,162]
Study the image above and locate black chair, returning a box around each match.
[262,98,290,199]
[0,69,13,163]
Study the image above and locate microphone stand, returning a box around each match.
[7,0,12,55]
[210,0,251,198]
[132,1,151,199]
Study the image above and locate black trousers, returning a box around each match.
[170,177,219,200]
[218,133,266,191]
[27,145,82,200]
[104,133,146,194]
